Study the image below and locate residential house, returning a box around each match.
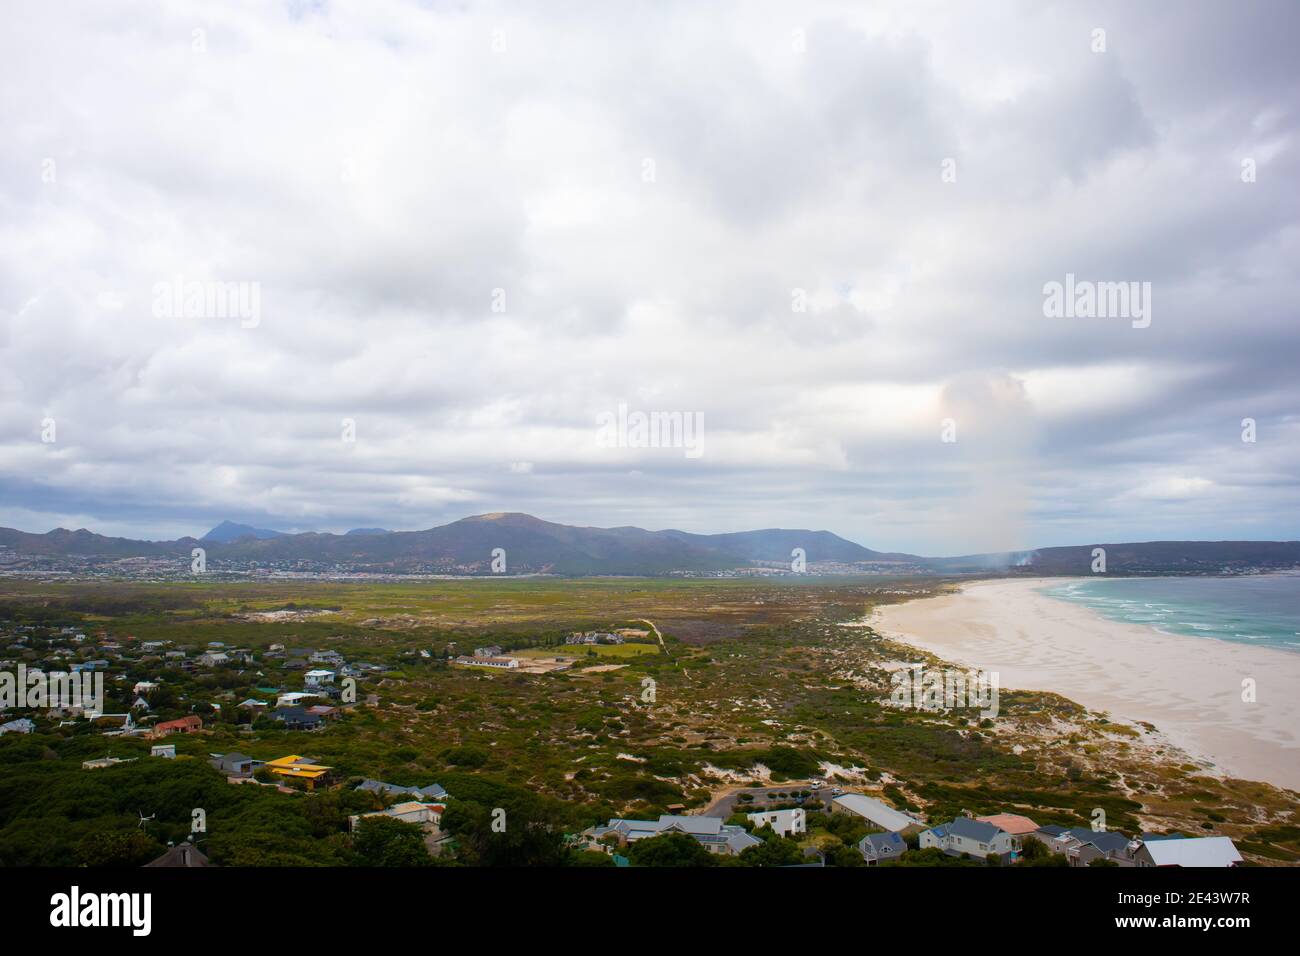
[920,817,1019,861]
[831,793,923,833]
[1032,825,1140,866]
[150,744,176,758]
[1134,836,1242,868]
[747,808,807,837]
[264,754,334,789]
[349,801,445,831]
[270,706,324,730]
[276,691,319,708]
[152,715,202,739]
[585,815,762,857]
[82,756,131,769]
[349,801,450,855]
[145,841,211,867]
[210,752,259,777]
[452,655,519,669]
[859,831,907,865]
[0,718,36,735]
[197,651,230,668]
[89,712,136,733]
[976,813,1040,837]
[565,631,624,645]
[356,779,449,801]
[133,681,159,695]
[1071,831,1140,867]
[303,669,335,688]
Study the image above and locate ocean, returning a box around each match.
[1040,572,1300,653]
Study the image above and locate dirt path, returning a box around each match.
[635,618,666,651]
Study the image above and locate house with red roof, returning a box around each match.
[151,715,202,739]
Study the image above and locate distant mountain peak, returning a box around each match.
[201,520,286,543]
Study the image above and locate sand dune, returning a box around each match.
[873,578,1300,792]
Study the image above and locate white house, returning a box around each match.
[0,718,36,735]
[304,669,335,688]
[350,801,445,832]
[747,808,807,838]
[150,744,176,759]
[452,655,519,669]
[276,691,319,708]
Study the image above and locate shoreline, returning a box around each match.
[872,578,1300,793]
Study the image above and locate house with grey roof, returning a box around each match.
[0,718,36,735]
[356,779,448,801]
[210,751,259,776]
[859,830,907,865]
[920,816,1019,861]
[146,841,211,867]
[831,793,923,833]
[1031,825,1139,866]
[585,815,762,857]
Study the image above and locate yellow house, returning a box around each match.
[264,754,334,789]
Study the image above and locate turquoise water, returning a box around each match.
[1040,573,1300,653]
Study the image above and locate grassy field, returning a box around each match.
[1,574,1297,866]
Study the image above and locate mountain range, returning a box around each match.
[1,512,1298,577]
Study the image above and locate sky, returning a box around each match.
[1,0,1297,556]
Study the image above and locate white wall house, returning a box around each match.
[747,808,807,837]
[920,817,1019,859]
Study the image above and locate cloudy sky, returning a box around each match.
[1,0,1297,555]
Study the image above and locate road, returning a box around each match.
[634,618,665,651]
[699,783,839,819]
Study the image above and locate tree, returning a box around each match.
[569,849,617,866]
[352,816,431,867]
[439,801,569,866]
[829,844,865,867]
[77,829,164,867]
[738,835,805,867]
[627,832,716,867]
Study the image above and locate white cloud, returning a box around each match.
[0,0,1297,551]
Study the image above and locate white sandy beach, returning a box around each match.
[873,579,1300,792]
